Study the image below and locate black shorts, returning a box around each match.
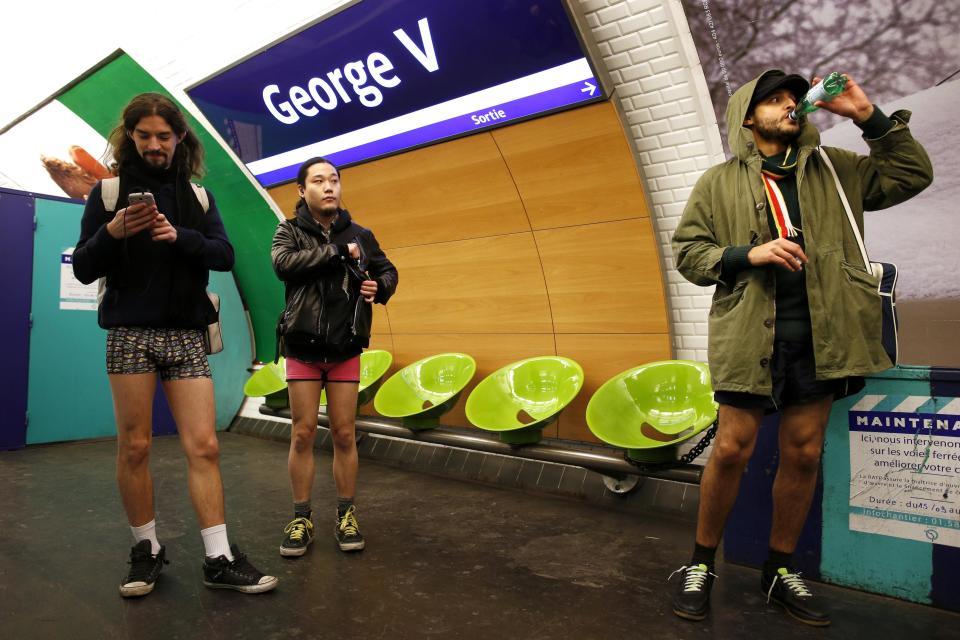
[714,339,862,413]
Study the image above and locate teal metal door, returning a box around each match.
[27,196,253,444]
[27,198,116,443]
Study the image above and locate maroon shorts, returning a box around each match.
[285,355,360,383]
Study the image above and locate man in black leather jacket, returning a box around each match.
[271,156,397,556]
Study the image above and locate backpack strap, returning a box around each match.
[99,176,209,213]
[100,177,121,212]
[190,182,210,213]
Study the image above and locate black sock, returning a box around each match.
[294,501,312,520]
[337,497,354,518]
[763,549,793,576]
[691,543,717,570]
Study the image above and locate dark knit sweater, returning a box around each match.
[72,174,234,330]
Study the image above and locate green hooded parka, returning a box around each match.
[672,70,933,396]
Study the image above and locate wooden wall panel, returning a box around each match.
[386,233,553,334]
[535,218,668,334]
[268,181,299,220]
[371,302,391,337]
[387,333,557,434]
[265,134,530,246]
[259,100,673,446]
[493,102,650,230]
[337,135,530,249]
[554,333,673,443]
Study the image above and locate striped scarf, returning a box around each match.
[760,146,799,239]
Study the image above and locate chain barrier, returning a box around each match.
[622,422,717,472]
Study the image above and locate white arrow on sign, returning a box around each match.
[581,81,597,96]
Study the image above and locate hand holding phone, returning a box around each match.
[106,191,158,239]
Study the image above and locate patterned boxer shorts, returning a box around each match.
[106,327,211,381]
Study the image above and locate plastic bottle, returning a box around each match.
[789,72,847,120]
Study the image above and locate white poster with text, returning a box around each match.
[848,395,960,547]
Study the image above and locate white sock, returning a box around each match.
[130,519,161,556]
[200,524,234,561]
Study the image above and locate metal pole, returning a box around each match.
[259,406,702,485]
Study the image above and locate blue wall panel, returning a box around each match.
[0,189,35,450]
[723,413,823,577]
[929,368,960,610]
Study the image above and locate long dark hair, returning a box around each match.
[106,93,205,178]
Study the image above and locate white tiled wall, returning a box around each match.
[580,0,723,363]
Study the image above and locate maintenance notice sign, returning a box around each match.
[848,395,960,547]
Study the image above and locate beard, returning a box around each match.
[142,151,169,169]
[752,115,801,145]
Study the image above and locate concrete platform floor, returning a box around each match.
[1,432,958,640]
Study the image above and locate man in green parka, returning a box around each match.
[669,69,932,626]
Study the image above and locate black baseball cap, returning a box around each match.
[749,70,809,110]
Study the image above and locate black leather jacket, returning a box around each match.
[271,204,397,362]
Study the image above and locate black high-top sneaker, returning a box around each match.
[203,544,278,593]
[119,540,168,597]
[335,505,365,551]
[280,516,314,557]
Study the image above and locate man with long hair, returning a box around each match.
[73,93,277,597]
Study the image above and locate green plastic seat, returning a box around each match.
[320,349,394,408]
[586,360,718,464]
[373,353,477,430]
[465,356,584,445]
[243,358,289,410]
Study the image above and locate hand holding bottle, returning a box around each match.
[804,73,874,123]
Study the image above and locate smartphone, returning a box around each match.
[127,191,156,208]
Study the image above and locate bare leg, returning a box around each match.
[325,382,360,499]
[110,373,158,527]
[769,395,833,553]
[288,380,324,503]
[695,404,764,547]
[162,377,224,529]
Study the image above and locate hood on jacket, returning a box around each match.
[294,201,353,236]
[726,69,822,161]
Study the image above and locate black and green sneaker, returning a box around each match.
[762,567,831,626]
[669,563,715,621]
[280,516,314,557]
[335,505,365,552]
[119,540,168,598]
